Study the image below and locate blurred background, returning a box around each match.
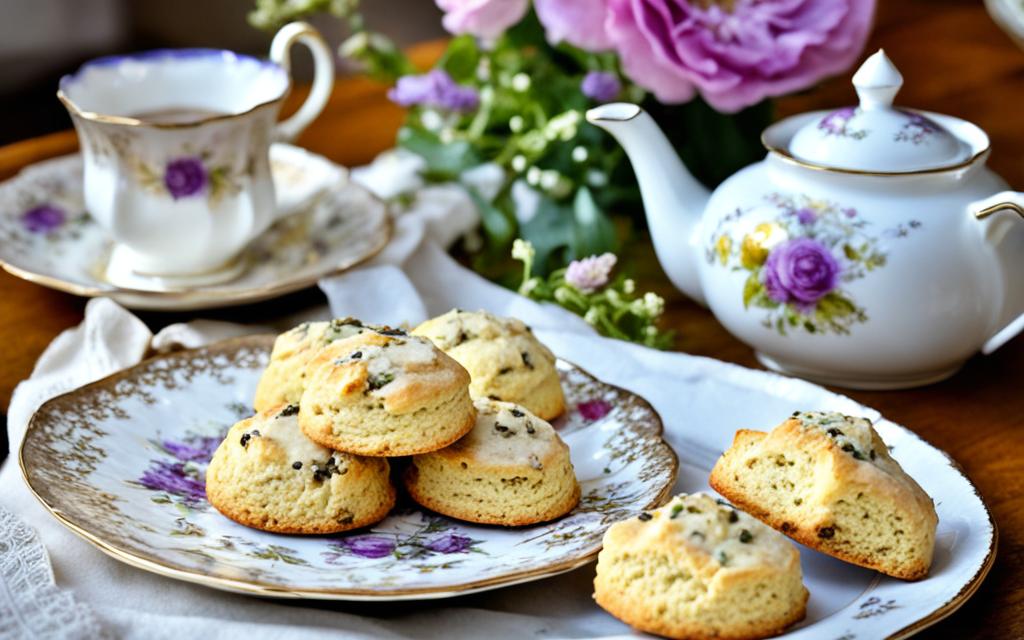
[0,0,446,144]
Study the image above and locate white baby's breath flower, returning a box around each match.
[623,278,636,294]
[512,238,535,262]
[512,73,531,92]
[554,287,572,304]
[643,292,665,316]
[511,155,527,173]
[509,115,525,132]
[420,109,444,131]
[526,166,542,186]
[584,308,601,325]
[539,170,560,191]
[586,169,608,187]
[572,146,589,162]
[545,110,581,142]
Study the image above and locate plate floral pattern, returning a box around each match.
[706,192,922,336]
[0,145,390,311]
[20,335,677,600]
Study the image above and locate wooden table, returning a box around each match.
[0,1,1020,636]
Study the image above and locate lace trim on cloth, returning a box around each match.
[0,505,106,640]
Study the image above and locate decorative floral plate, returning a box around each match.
[0,145,390,311]
[19,335,677,600]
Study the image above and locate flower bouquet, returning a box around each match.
[250,0,874,346]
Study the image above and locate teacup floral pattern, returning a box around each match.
[708,193,922,336]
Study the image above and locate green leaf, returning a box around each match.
[816,293,857,319]
[520,195,573,275]
[439,35,480,83]
[570,186,617,259]
[742,273,762,309]
[398,127,480,180]
[843,244,860,260]
[466,186,515,248]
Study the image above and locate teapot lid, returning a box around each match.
[787,50,974,172]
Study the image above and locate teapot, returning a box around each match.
[587,50,1024,389]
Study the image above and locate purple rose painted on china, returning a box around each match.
[763,238,840,309]
[164,157,208,199]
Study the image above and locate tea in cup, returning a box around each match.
[58,22,335,286]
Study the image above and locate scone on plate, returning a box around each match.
[403,397,579,526]
[253,318,381,413]
[299,330,476,456]
[709,411,938,580]
[412,309,565,420]
[594,493,807,640]
[206,403,395,534]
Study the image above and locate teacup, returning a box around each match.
[58,22,335,286]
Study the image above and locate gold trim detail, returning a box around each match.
[763,141,989,177]
[974,201,1024,220]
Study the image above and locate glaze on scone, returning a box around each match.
[205,403,395,534]
[254,318,387,413]
[298,330,476,456]
[709,411,938,580]
[412,309,565,420]
[593,493,808,640]
[403,397,579,526]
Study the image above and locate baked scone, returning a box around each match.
[299,330,476,456]
[403,397,579,526]
[709,411,938,580]
[205,403,395,534]
[594,493,808,640]
[412,309,565,420]
[253,318,381,413]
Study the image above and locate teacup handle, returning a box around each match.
[270,22,335,143]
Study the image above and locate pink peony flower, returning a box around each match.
[435,0,529,41]
[566,253,617,292]
[535,0,616,51]
[606,0,876,113]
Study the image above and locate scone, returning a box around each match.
[403,397,579,526]
[709,411,938,580]
[594,493,808,640]
[253,318,382,413]
[299,330,476,456]
[412,309,565,420]
[205,403,395,534]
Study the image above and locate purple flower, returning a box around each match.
[20,204,66,233]
[606,0,875,112]
[763,238,840,309]
[138,460,206,503]
[794,208,817,225]
[436,0,529,40]
[162,437,221,463]
[535,0,615,51]
[388,70,479,113]
[565,253,617,292]
[578,399,613,421]
[164,157,207,199]
[581,71,622,102]
[336,535,396,559]
[843,207,858,219]
[423,533,474,554]
[819,107,857,136]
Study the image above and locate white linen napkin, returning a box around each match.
[0,151,868,640]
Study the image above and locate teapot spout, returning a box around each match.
[587,103,710,305]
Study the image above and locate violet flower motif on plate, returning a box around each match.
[20,204,66,234]
[707,193,922,336]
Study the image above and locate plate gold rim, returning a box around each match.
[19,335,680,600]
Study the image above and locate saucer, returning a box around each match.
[0,145,390,311]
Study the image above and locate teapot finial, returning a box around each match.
[852,49,903,111]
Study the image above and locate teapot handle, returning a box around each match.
[970,191,1024,354]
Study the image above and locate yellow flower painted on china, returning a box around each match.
[716,235,732,265]
[741,222,788,269]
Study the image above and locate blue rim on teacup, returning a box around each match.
[58,48,291,129]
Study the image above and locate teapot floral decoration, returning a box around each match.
[588,50,1024,389]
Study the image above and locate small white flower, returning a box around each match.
[526,166,542,186]
[520,278,539,295]
[512,238,535,262]
[511,155,527,173]
[539,170,560,191]
[439,129,454,144]
[545,110,581,142]
[645,325,658,336]
[339,32,370,57]
[584,308,601,325]
[643,292,665,316]
[623,278,636,294]
[586,169,608,187]
[511,73,531,92]
[572,146,589,163]
[419,109,444,131]
[566,253,617,293]
[554,287,572,304]
[509,115,524,132]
